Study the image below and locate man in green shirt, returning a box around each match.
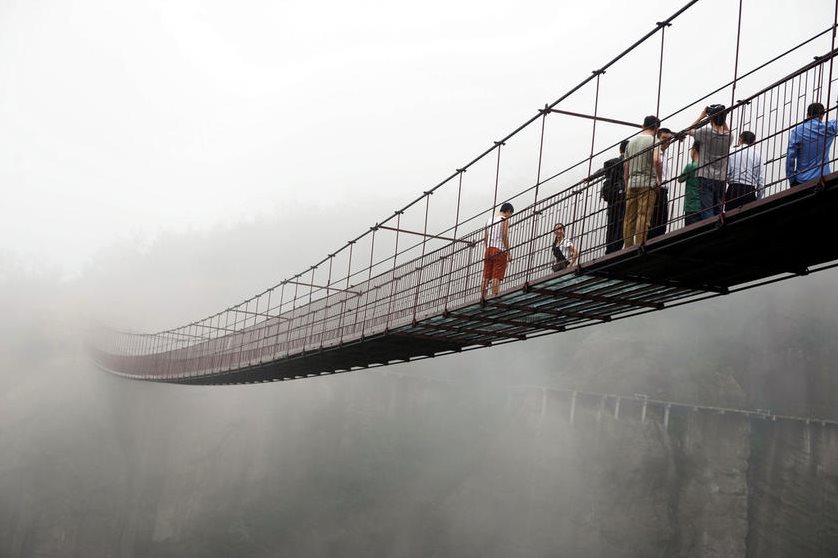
[678,141,701,225]
[622,115,662,248]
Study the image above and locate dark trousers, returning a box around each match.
[698,177,725,220]
[648,187,669,239]
[725,182,756,210]
[684,212,702,226]
[604,197,625,254]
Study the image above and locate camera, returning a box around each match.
[705,104,725,115]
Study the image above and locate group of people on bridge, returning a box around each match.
[601,102,837,253]
[480,101,837,298]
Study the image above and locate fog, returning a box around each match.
[2,209,838,555]
[2,0,831,277]
[2,0,838,555]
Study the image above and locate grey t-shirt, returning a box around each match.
[625,134,658,189]
[693,124,732,181]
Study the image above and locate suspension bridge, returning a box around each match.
[88,1,838,385]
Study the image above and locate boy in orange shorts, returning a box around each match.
[481,202,514,298]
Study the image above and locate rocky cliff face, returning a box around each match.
[1,358,836,557]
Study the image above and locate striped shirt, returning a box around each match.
[727,144,764,197]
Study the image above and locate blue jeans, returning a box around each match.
[697,177,725,220]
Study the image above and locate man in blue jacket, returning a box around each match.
[787,102,838,186]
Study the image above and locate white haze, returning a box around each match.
[2,1,838,555]
[0,0,831,285]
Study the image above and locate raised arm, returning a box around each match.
[687,109,708,137]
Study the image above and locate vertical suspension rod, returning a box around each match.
[258,288,273,363]
[656,22,671,118]
[412,194,432,321]
[270,283,287,356]
[729,0,745,110]
[723,0,744,211]
[492,142,504,211]
[444,170,466,307]
[319,255,335,349]
[579,72,604,258]
[586,72,604,179]
[338,242,354,344]
[820,3,838,183]
[526,109,548,282]
[360,227,377,331]
[385,212,402,330]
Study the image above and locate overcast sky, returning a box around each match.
[0,0,832,285]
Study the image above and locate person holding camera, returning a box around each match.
[687,104,731,219]
[551,223,578,272]
[786,102,838,187]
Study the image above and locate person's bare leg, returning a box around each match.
[481,277,489,298]
[491,278,500,296]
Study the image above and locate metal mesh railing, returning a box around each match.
[88,1,838,381]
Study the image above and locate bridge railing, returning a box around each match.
[88,2,838,381]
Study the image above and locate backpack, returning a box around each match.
[600,157,624,203]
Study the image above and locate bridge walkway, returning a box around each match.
[88,1,838,385]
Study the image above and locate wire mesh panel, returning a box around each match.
[88,3,838,383]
